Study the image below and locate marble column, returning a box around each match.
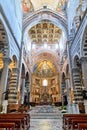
[8,68,18,104]
[0,58,11,107]
[17,41,24,91]
[80,57,87,89]
[61,83,65,106]
[80,57,87,113]
[29,73,32,103]
[25,81,30,104]
[72,67,84,113]
[21,76,25,104]
[72,67,83,103]
[65,77,71,103]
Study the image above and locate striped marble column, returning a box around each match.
[0,58,11,106]
[8,68,18,104]
[80,57,87,89]
[61,83,66,106]
[72,67,83,103]
[80,57,87,113]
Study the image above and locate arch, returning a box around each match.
[66,64,69,78]
[25,72,29,81]
[31,51,60,72]
[23,8,68,45]
[21,63,25,77]
[81,25,87,57]
[62,72,66,83]
[23,8,68,34]
[73,55,81,68]
[12,55,18,68]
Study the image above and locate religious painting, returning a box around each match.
[51,79,56,86]
[35,79,40,85]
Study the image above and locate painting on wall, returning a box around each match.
[51,79,56,86]
[35,79,40,85]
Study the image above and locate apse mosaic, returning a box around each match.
[33,60,57,78]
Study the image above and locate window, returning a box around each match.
[43,79,48,86]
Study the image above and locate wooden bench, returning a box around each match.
[0,113,30,129]
[0,122,15,130]
[78,123,87,130]
[9,113,30,128]
[0,118,22,129]
[63,114,87,130]
[71,119,87,130]
[66,117,87,130]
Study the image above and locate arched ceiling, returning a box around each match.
[30,51,60,73]
[22,0,67,75]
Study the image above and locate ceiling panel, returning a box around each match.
[28,20,62,45]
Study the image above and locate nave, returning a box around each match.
[0,1,87,129]
[29,105,63,130]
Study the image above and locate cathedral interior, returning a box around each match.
[0,0,87,129]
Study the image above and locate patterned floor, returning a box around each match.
[29,105,63,130]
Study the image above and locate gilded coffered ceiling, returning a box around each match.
[28,20,62,45]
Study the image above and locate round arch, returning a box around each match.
[21,63,26,77]
[66,64,69,78]
[23,8,68,43]
[31,51,60,72]
[73,55,81,68]
[25,72,29,81]
[61,72,66,83]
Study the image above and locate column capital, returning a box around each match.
[12,68,19,73]
[21,75,26,79]
[80,57,87,63]
[3,58,11,66]
[72,67,80,73]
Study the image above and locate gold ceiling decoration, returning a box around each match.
[28,20,62,44]
[33,60,57,77]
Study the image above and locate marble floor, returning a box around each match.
[29,105,63,130]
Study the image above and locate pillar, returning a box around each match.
[8,68,18,104]
[80,57,87,113]
[72,67,83,103]
[72,67,83,113]
[21,76,25,104]
[65,77,71,104]
[25,81,30,104]
[80,57,87,89]
[0,58,11,107]
[61,82,66,106]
